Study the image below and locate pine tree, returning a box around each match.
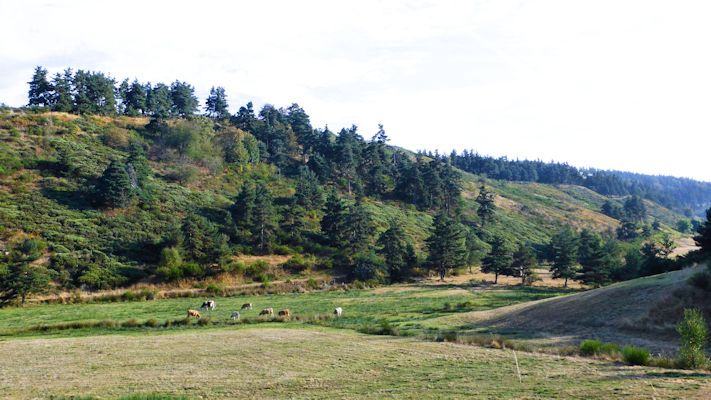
[170,81,199,117]
[465,227,488,273]
[549,227,579,287]
[294,167,324,209]
[623,196,647,223]
[344,200,375,254]
[231,183,257,243]
[51,69,73,112]
[481,235,514,284]
[1,262,50,305]
[321,190,349,248]
[94,160,134,208]
[27,66,53,107]
[251,182,278,254]
[577,229,610,287]
[511,243,537,285]
[377,222,410,282]
[125,80,147,116]
[205,86,230,119]
[426,213,467,281]
[476,186,496,226]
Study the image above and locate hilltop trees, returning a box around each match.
[28,66,53,107]
[377,222,411,282]
[426,213,467,281]
[205,86,229,119]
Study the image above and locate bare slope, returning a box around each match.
[433,265,709,354]
[1,327,709,399]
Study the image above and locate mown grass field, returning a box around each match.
[1,327,709,399]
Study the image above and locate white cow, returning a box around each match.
[201,300,216,311]
[230,311,241,321]
[334,307,343,317]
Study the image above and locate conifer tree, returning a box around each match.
[377,222,410,282]
[94,160,134,208]
[476,186,496,226]
[28,66,53,107]
[251,182,278,253]
[694,208,711,254]
[321,190,349,248]
[205,86,230,119]
[481,235,514,284]
[426,213,467,281]
[51,69,73,112]
[344,200,375,254]
[549,227,579,287]
[170,81,199,117]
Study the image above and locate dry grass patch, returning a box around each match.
[0,327,708,399]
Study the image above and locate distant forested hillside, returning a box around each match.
[447,150,711,215]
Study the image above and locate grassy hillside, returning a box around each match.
[431,265,710,354]
[1,326,709,399]
[0,108,692,294]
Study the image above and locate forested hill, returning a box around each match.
[0,65,704,300]
[447,150,711,216]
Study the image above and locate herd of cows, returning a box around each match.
[185,300,344,321]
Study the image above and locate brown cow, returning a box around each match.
[259,307,274,316]
[187,309,201,319]
[278,309,291,317]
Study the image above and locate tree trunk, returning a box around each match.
[439,268,445,281]
[494,272,498,284]
[564,277,568,288]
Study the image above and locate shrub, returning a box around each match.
[121,319,140,328]
[351,252,385,282]
[580,340,603,356]
[245,260,270,277]
[204,283,224,295]
[306,278,319,290]
[688,271,711,291]
[144,318,158,328]
[622,346,650,366]
[282,255,313,273]
[197,317,211,326]
[101,127,131,149]
[676,308,709,369]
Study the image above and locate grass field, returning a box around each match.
[0,281,568,338]
[1,326,709,400]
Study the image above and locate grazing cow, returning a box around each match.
[241,303,253,310]
[187,309,201,319]
[334,307,343,317]
[259,307,274,316]
[278,309,291,317]
[201,300,216,311]
[230,311,241,321]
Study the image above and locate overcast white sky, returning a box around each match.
[1,1,710,181]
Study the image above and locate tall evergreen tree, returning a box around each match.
[425,213,467,281]
[577,229,610,287]
[94,160,134,208]
[481,236,514,284]
[51,69,73,112]
[623,195,647,223]
[344,200,375,254]
[147,83,173,119]
[205,86,230,119]
[28,66,53,107]
[170,81,199,117]
[124,80,147,116]
[294,167,325,209]
[549,227,579,287]
[465,227,488,273]
[231,183,257,242]
[249,183,277,253]
[377,222,410,282]
[475,186,496,226]
[321,190,350,249]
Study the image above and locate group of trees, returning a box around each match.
[448,150,711,214]
[28,66,229,119]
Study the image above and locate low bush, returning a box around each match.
[121,319,140,328]
[579,340,602,356]
[144,318,159,328]
[306,278,319,290]
[688,271,711,291]
[622,346,650,366]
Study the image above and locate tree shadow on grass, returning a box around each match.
[40,187,93,211]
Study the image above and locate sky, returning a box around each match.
[1,0,710,181]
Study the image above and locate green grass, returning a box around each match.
[0,283,569,338]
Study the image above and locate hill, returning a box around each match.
[432,265,710,354]
[0,105,697,296]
